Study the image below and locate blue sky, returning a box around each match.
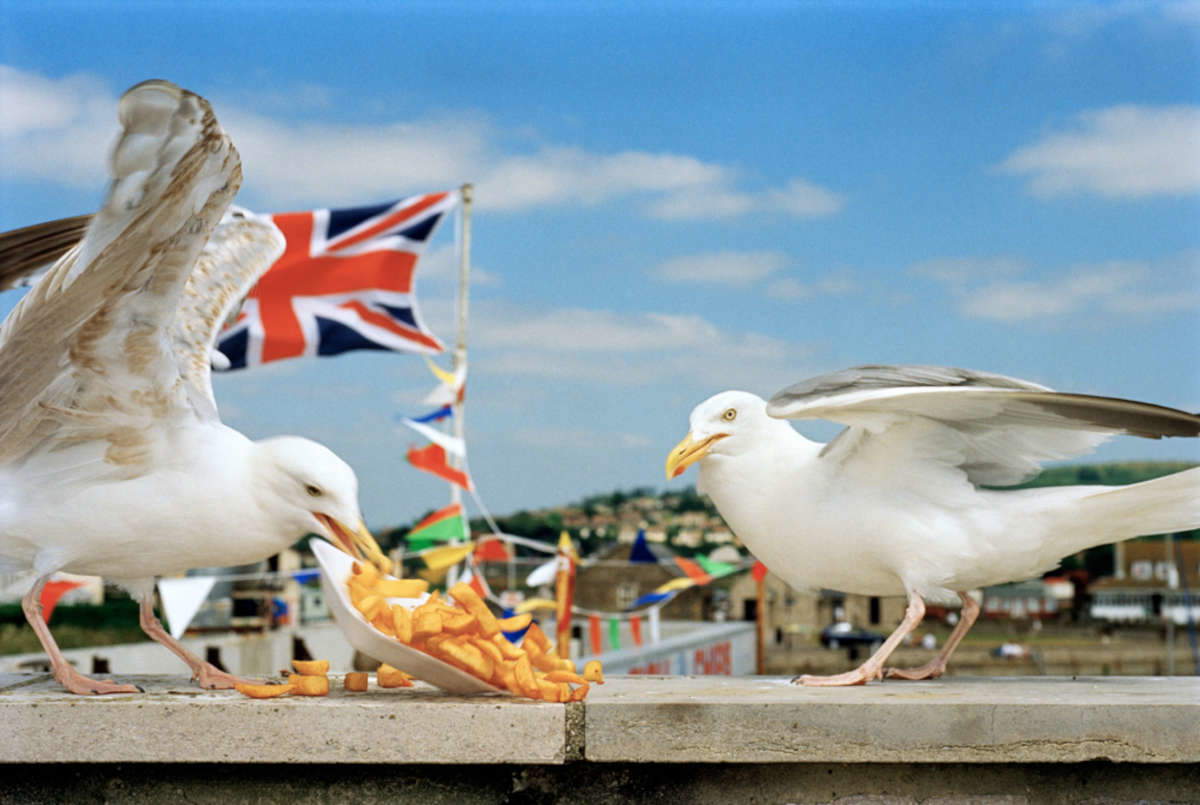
[1,1,1197,528]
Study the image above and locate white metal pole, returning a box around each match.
[447,184,473,587]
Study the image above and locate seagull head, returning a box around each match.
[254,436,392,574]
[665,390,786,480]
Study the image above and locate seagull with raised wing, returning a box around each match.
[666,365,1200,686]
[0,80,390,695]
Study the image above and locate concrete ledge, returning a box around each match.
[585,675,1200,764]
[0,674,566,765]
[2,674,1197,766]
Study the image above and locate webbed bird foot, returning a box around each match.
[883,660,946,681]
[791,664,883,687]
[192,663,261,690]
[55,665,142,696]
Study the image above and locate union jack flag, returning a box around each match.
[216,192,456,370]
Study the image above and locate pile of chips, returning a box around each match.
[348,560,604,701]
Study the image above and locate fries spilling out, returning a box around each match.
[347,561,604,701]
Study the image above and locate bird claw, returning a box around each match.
[55,668,142,696]
[192,664,260,690]
[791,666,882,687]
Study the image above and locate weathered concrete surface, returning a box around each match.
[3,673,1198,769]
[3,761,1199,804]
[0,673,566,765]
[584,675,1200,764]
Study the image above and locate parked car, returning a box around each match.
[819,621,884,650]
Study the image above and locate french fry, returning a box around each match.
[441,611,477,634]
[492,634,524,661]
[524,623,551,652]
[536,679,562,702]
[449,583,500,637]
[557,658,577,673]
[377,663,414,688]
[545,670,586,685]
[291,659,330,676]
[570,680,590,702]
[288,674,330,696]
[497,612,532,632]
[472,637,504,666]
[344,672,369,692]
[413,609,443,639]
[514,655,539,699]
[439,639,493,680]
[372,608,396,637]
[557,682,571,702]
[235,682,292,699]
[374,578,430,598]
[583,660,605,684]
[531,652,561,673]
[357,594,386,622]
[351,560,380,586]
[392,604,413,643]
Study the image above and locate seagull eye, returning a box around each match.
[305,484,323,497]
[722,408,737,422]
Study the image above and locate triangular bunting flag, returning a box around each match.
[696,555,737,578]
[39,578,85,623]
[629,529,657,563]
[421,543,475,571]
[628,591,671,610]
[655,576,698,594]
[158,576,217,639]
[474,537,511,562]
[406,443,473,490]
[674,556,712,584]
[752,560,769,583]
[401,418,465,457]
[525,558,558,588]
[408,504,466,543]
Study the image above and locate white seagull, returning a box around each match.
[0,80,390,695]
[666,365,1200,686]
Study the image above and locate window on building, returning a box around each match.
[1131,560,1153,580]
[615,581,640,610]
[868,596,881,625]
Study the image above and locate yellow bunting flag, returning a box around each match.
[655,577,698,594]
[515,598,558,614]
[425,357,464,389]
[421,543,475,571]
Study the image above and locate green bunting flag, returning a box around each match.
[608,616,621,651]
[696,555,737,579]
[406,503,465,545]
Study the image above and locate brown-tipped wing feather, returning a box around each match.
[767,364,1200,486]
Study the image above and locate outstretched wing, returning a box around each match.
[0,80,240,468]
[767,364,1200,486]
[0,215,92,291]
[173,209,284,415]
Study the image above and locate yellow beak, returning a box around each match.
[318,514,393,575]
[664,432,726,480]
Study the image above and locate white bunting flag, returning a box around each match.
[401,418,466,457]
[157,576,217,639]
[525,558,558,588]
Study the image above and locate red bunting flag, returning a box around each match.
[473,537,511,563]
[588,613,603,655]
[752,560,769,583]
[40,579,84,623]
[674,556,712,585]
[629,614,643,647]
[406,443,473,490]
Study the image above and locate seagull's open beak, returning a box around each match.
[315,513,392,575]
[665,432,727,480]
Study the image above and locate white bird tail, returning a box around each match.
[1073,467,1200,544]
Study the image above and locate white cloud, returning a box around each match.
[998,105,1200,199]
[651,251,788,286]
[765,272,858,301]
[0,65,845,222]
[466,300,813,392]
[917,253,1200,322]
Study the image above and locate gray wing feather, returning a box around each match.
[768,364,1200,486]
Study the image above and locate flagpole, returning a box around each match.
[446,184,473,588]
